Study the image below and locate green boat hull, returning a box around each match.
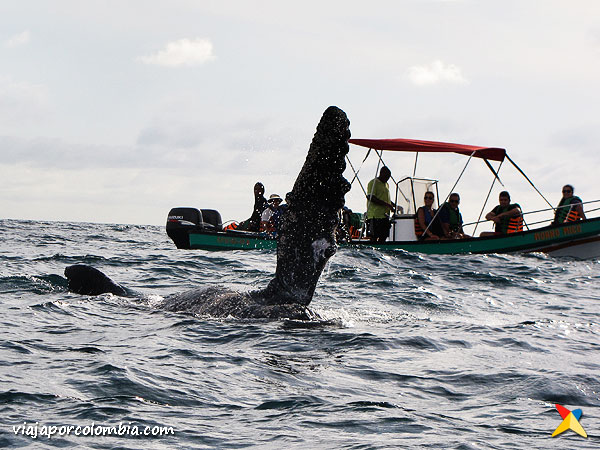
[366,218,600,256]
[183,218,600,258]
[189,231,277,250]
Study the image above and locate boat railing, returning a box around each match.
[463,199,600,229]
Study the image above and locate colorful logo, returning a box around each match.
[551,404,587,438]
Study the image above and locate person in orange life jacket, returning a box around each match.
[366,166,396,243]
[260,194,283,233]
[414,191,444,240]
[553,184,586,224]
[439,193,470,239]
[480,191,522,237]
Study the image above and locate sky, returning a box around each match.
[1,0,599,229]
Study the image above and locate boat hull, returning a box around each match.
[366,218,600,257]
[176,218,600,258]
[189,230,277,250]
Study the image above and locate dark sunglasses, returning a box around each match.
[562,190,572,193]
[424,196,434,200]
[449,199,459,204]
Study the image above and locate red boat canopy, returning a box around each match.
[348,138,506,162]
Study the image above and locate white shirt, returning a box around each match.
[261,208,274,222]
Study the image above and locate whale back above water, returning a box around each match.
[64,106,351,319]
[64,264,128,297]
[159,287,318,320]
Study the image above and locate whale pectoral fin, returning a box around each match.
[64,264,128,297]
[266,107,351,309]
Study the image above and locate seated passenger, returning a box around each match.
[480,191,523,237]
[414,191,443,240]
[336,206,353,243]
[553,184,586,224]
[260,194,283,233]
[439,193,470,239]
[271,192,290,234]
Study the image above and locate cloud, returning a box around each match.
[134,115,305,177]
[550,124,600,156]
[4,30,30,48]
[407,60,468,86]
[0,76,47,124]
[0,136,126,169]
[0,114,301,175]
[138,38,215,67]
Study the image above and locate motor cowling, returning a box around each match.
[166,207,223,249]
[199,209,223,230]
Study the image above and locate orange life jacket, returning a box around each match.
[414,215,424,237]
[261,220,275,233]
[224,223,238,231]
[554,196,583,224]
[348,225,361,239]
[507,216,523,233]
[565,209,580,223]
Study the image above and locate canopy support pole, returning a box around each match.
[375,149,396,186]
[345,155,369,199]
[412,152,419,177]
[473,159,504,236]
[374,150,404,215]
[423,150,476,237]
[483,158,504,186]
[348,148,371,186]
[366,150,383,217]
[506,154,554,210]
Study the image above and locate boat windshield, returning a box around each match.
[394,177,439,215]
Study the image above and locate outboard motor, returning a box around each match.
[166,207,223,249]
[200,209,223,230]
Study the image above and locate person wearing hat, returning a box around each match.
[271,192,291,234]
[260,194,283,233]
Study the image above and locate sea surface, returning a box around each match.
[0,219,599,449]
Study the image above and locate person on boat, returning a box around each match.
[271,192,291,234]
[336,206,354,242]
[366,166,396,243]
[480,191,523,237]
[237,182,269,232]
[553,184,586,224]
[439,193,469,239]
[260,194,283,233]
[414,191,443,240]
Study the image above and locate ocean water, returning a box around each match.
[0,218,598,449]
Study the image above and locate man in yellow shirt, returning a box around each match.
[366,166,396,243]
